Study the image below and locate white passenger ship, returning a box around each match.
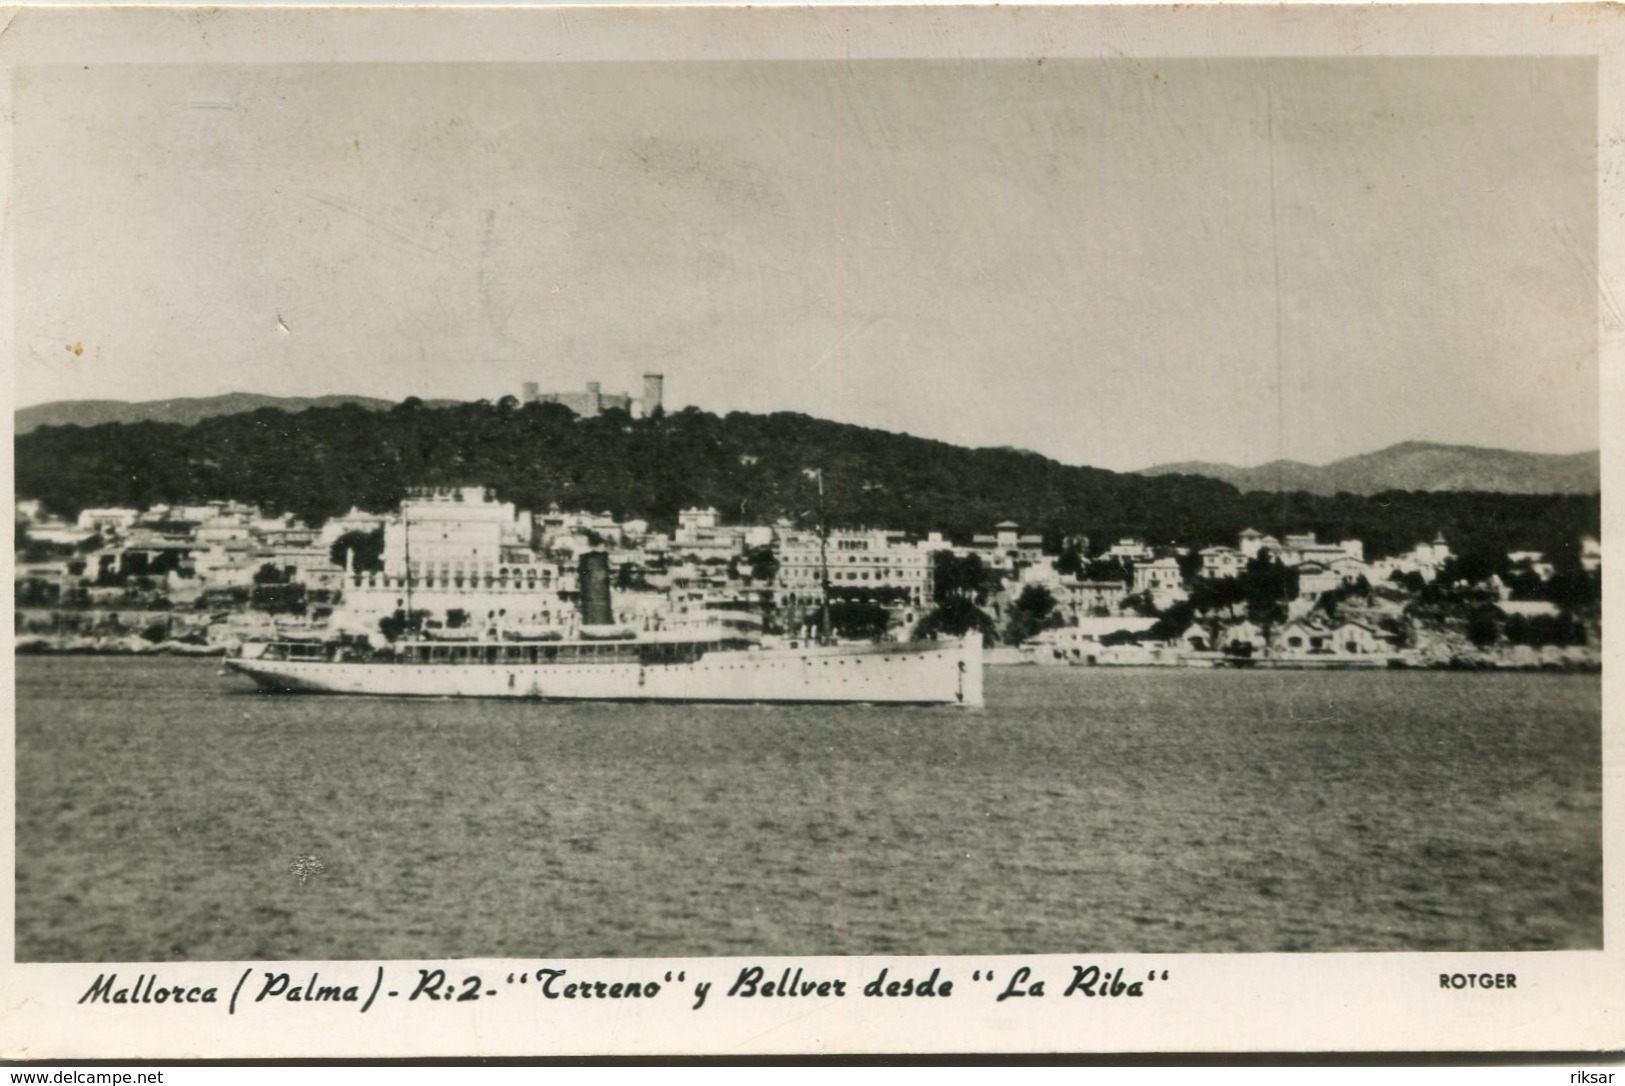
[226,629,983,706]
[228,531,983,705]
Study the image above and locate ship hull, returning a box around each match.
[226,636,983,707]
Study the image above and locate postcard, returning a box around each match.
[2,3,1620,1059]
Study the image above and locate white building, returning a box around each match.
[1218,620,1267,653]
[969,522,1046,570]
[1238,529,1279,560]
[1273,618,1393,656]
[334,486,564,636]
[24,524,98,547]
[1052,577,1131,619]
[1581,535,1601,574]
[776,529,933,610]
[670,507,744,558]
[381,487,530,577]
[1132,556,1184,594]
[195,542,258,589]
[1199,545,1248,580]
[1373,534,1455,584]
[318,507,392,548]
[76,508,141,535]
[1274,619,1332,655]
[1263,531,1365,568]
[1295,561,1343,599]
[1106,538,1155,563]
[1024,617,1161,664]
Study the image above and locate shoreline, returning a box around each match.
[13,636,1599,672]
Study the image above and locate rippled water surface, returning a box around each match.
[14,657,1602,960]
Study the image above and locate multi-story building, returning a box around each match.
[776,529,933,610]
[334,487,563,636]
[1051,577,1131,619]
[969,521,1047,571]
[1371,534,1454,584]
[1237,528,1281,560]
[1133,556,1185,594]
[670,506,745,559]
[378,487,528,576]
[1127,555,1187,610]
[1295,561,1343,600]
[1199,545,1248,580]
[1273,532,1364,568]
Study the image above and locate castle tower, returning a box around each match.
[521,381,539,403]
[585,381,602,417]
[642,373,665,416]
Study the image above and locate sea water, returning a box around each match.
[14,656,1601,961]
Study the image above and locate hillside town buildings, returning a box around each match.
[14,486,1599,664]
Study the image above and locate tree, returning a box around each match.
[1436,548,1505,588]
[1121,591,1159,618]
[913,596,996,640]
[253,563,286,585]
[1083,557,1130,583]
[1239,555,1293,627]
[252,581,306,615]
[1055,544,1086,578]
[829,601,891,641]
[1149,600,1196,642]
[744,545,780,584]
[330,528,386,574]
[932,551,991,605]
[1544,568,1600,612]
[1003,583,1064,644]
[1466,605,1501,648]
[379,608,431,641]
[1189,576,1245,618]
[1391,569,1427,594]
[830,586,911,606]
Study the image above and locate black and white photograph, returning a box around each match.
[2,2,1620,1059]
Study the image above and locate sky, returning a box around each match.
[12,57,1599,471]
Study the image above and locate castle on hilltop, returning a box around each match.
[522,374,664,419]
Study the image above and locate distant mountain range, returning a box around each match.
[1139,441,1600,496]
[13,393,457,434]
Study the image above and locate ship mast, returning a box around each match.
[402,498,414,627]
[816,468,832,643]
